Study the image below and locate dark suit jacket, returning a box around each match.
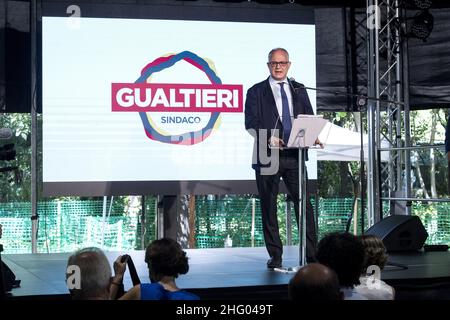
[245,77,314,170]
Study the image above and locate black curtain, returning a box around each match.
[315,7,450,111]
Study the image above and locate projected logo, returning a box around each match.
[112,51,243,145]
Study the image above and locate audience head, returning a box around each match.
[288,263,342,301]
[359,234,388,272]
[66,247,112,300]
[145,238,189,282]
[316,232,365,288]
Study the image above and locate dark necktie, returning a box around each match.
[279,82,292,141]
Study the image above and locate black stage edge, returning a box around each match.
[2,246,450,300]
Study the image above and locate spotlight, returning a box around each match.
[408,9,434,41]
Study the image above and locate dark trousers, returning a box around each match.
[255,151,317,262]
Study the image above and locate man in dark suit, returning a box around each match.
[245,48,318,268]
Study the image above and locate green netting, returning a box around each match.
[134,197,158,250]
[193,198,450,248]
[194,196,348,248]
[195,197,265,248]
[317,197,355,238]
[413,202,450,245]
[1,198,450,253]
[0,199,154,253]
[0,202,33,252]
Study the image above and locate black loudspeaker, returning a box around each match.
[365,215,428,252]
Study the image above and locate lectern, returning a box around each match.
[276,115,328,272]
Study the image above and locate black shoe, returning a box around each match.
[267,257,282,268]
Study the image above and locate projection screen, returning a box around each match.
[42,2,316,196]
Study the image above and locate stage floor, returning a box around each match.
[3,246,450,299]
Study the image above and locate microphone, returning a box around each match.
[271,110,293,146]
[0,128,13,140]
[288,77,299,94]
[288,80,404,108]
[270,113,282,147]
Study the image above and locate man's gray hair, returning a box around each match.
[268,48,290,62]
[67,247,112,300]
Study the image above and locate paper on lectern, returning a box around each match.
[287,115,328,148]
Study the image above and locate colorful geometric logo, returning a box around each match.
[112,51,243,145]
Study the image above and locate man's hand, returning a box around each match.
[269,136,285,149]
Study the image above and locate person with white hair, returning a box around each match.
[66,247,126,300]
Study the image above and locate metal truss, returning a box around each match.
[367,0,412,225]
[345,6,368,111]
